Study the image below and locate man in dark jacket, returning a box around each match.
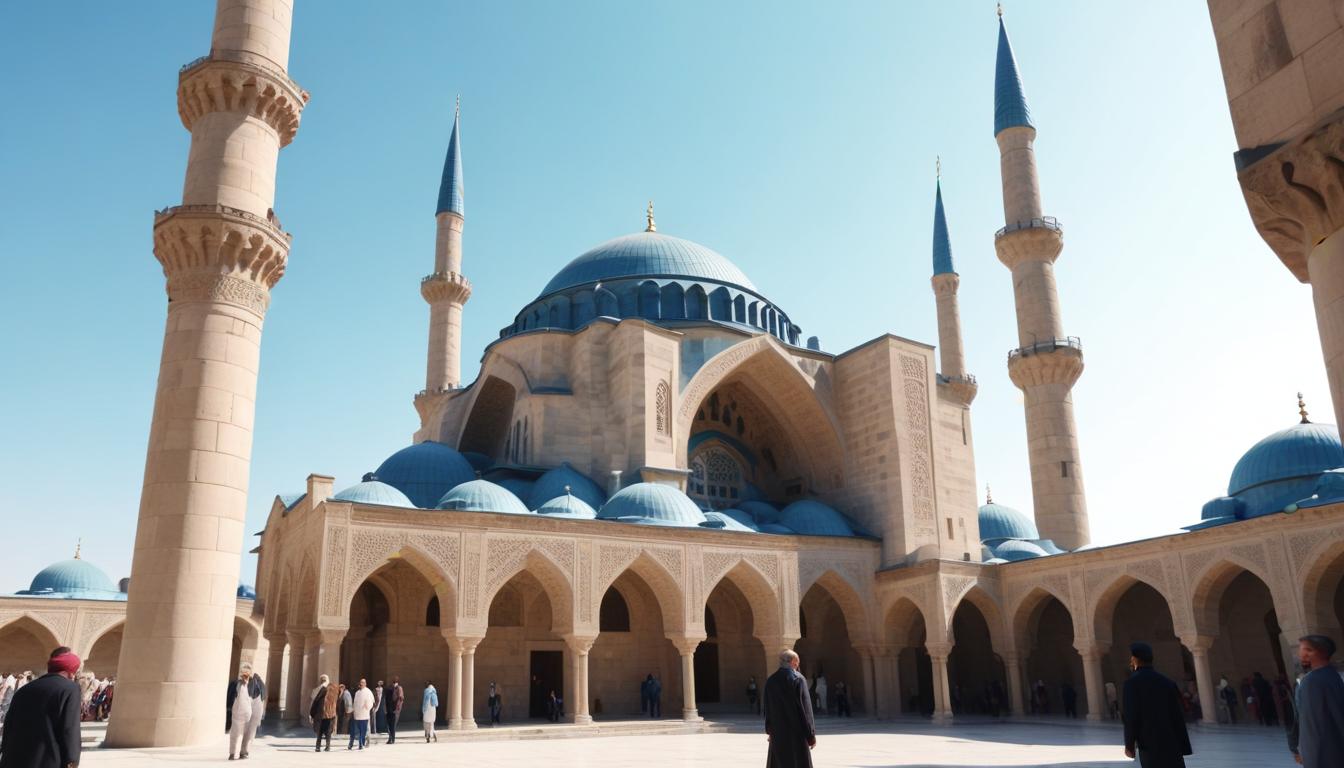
[384,677,404,743]
[764,649,815,768]
[1122,642,1192,768]
[0,648,82,768]
[1288,635,1344,768]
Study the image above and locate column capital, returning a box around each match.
[925,642,952,660]
[444,633,485,654]
[756,635,800,656]
[667,635,706,655]
[564,634,598,654]
[1073,640,1110,660]
[1178,633,1217,653]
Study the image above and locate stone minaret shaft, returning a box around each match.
[993,15,1089,550]
[423,107,471,393]
[108,0,305,748]
[931,173,977,405]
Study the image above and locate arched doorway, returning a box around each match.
[87,624,124,679]
[696,568,776,714]
[794,582,865,715]
[0,616,61,677]
[948,601,1007,715]
[889,599,932,716]
[1097,580,1192,711]
[1200,567,1288,726]
[1020,596,1084,717]
[589,568,680,718]
[478,570,568,721]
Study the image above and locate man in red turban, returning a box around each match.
[0,646,82,768]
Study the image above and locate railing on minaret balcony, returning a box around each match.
[994,216,1062,239]
[1007,336,1082,363]
[179,49,306,96]
[153,203,291,241]
[937,373,978,386]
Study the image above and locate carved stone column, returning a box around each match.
[444,632,464,730]
[316,629,345,683]
[856,647,878,717]
[1075,641,1108,721]
[566,635,597,724]
[284,631,306,723]
[1180,634,1218,725]
[459,636,483,729]
[926,643,953,721]
[1003,651,1025,716]
[669,636,705,722]
[264,638,286,716]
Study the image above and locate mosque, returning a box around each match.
[3,0,1344,748]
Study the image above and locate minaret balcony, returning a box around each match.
[1007,336,1081,361]
[937,373,978,406]
[421,271,472,305]
[994,218,1064,268]
[1006,338,1083,389]
[177,49,308,146]
[994,216,1061,239]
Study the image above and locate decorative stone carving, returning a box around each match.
[345,529,407,595]
[79,612,124,654]
[678,337,768,422]
[462,547,481,618]
[177,55,307,146]
[899,354,935,532]
[744,553,779,587]
[578,542,593,624]
[598,545,640,588]
[407,532,460,582]
[322,526,347,617]
[1006,347,1084,389]
[941,575,977,614]
[1238,116,1344,281]
[655,380,671,435]
[153,206,291,313]
[420,271,472,305]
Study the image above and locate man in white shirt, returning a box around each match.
[226,664,265,760]
[349,678,375,750]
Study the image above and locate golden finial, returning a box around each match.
[1299,392,1311,424]
[997,2,1003,18]
[985,484,993,505]
[74,538,82,560]
[645,201,657,233]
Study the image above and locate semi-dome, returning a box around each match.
[541,231,757,296]
[779,500,855,537]
[528,464,606,511]
[437,479,532,515]
[597,483,708,527]
[22,558,117,597]
[978,501,1039,543]
[535,494,598,519]
[700,510,756,532]
[333,474,415,508]
[495,477,535,504]
[992,539,1049,562]
[375,442,475,509]
[1227,421,1344,496]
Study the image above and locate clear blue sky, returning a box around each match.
[0,1,1326,592]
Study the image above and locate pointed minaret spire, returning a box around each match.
[994,7,1033,136]
[645,200,657,233]
[933,162,955,276]
[420,100,473,400]
[930,162,975,407]
[436,99,464,216]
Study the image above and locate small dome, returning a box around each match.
[738,500,781,524]
[528,463,606,511]
[375,442,476,509]
[716,508,760,530]
[1199,495,1246,522]
[778,500,855,537]
[24,558,117,596]
[494,477,535,504]
[978,501,1039,542]
[984,557,1009,564]
[237,584,257,599]
[700,510,757,532]
[1228,422,1344,496]
[597,483,708,527]
[991,539,1049,562]
[758,523,795,534]
[540,231,757,297]
[437,479,532,515]
[535,494,597,519]
[333,474,415,508]
[461,452,495,473]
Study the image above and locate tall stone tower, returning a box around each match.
[422,104,471,394]
[992,11,1089,550]
[931,164,977,406]
[107,0,305,747]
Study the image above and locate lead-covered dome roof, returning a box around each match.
[1227,421,1344,496]
[437,479,532,515]
[978,501,1039,542]
[598,483,708,527]
[21,557,121,599]
[333,474,414,508]
[540,232,757,297]
[375,442,476,509]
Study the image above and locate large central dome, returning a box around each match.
[540,231,757,297]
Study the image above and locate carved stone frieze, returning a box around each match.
[941,574,976,613]
[177,56,307,146]
[899,354,936,532]
[153,206,291,312]
[1007,348,1084,389]
[322,526,347,617]
[677,337,769,422]
[78,612,124,655]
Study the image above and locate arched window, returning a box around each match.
[655,381,670,435]
[687,446,743,505]
[600,588,631,632]
[426,595,440,627]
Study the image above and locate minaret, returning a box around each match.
[107,0,306,748]
[992,8,1089,550]
[931,159,977,405]
[422,101,472,394]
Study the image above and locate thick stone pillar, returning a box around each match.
[264,638,285,715]
[316,630,344,683]
[1182,634,1218,725]
[670,637,704,722]
[858,649,878,717]
[445,634,463,730]
[1003,652,1025,716]
[1076,642,1107,721]
[459,637,482,729]
[1309,230,1344,430]
[106,0,306,748]
[927,644,953,721]
[301,634,321,718]
[284,631,306,723]
[566,635,596,724]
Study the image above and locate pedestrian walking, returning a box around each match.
[813,672,828,716]
[746,676,759,714]
[764,649,815,768]
[384,677,404,743]
[422,681,438,742]
[1122,642,1192,768]
[648,674,661,718]
[349,679,373,750]
[640,675,652,715]
[310,674,337,752]
[1288,635,1344,768]
[0,648,82,768]
[488,682,502,725]
[1218,676,1237,723]
[225,663,265,760]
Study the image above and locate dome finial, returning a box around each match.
[645,200,657,233]
[997,1,1003,18]
[455,94,460,118]
[74,538,82,560]
[564,484,572,497]
[936,155,941,180]
[1299,391,1311,424]
[985,484,993,504]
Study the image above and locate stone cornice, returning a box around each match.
[153,205,291,314]
[177,53,308,146]
[994,223,1063,269]
[1007,346,1084,389]
[421,271,472,305]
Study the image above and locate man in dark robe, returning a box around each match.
[1288,635,1344,768]
[1122,642,1192,768]
[764,649,815,768]
[0,649,82,768]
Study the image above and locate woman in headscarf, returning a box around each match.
[309,674,337,752]
[421,681,438,742]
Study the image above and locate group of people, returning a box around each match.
[0,648,86,768]
[307,675,423,751]
[0,669,113,734]
[1215,671,1296,728]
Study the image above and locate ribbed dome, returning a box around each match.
[333,475,415,508]
[978,502,1039,542]
[739,500,781,525]
[701,510,757,532]
[25,558,116,595]
[437,479,532,515]
[779,500,855,537]
[528,463,606,511]
[991,539,1049,562]
[597,483,708,527]
[1228,422,1344,496]
[375,442,475,509]
[535,494,597,519]
[495,477,535,505]
[540,232,757,297]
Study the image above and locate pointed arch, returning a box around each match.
[0,614,64,676]
[0,613,63,649]
[595,550,686,633]
[884,596,928,648]
[1091,573,1179,643]
[798,568,873,645]
[702,558,783,640]
[1302,537,1344,633]
[1009,585,1076,650]
[480,547,575,636]
[289,554,318,631]
[949,585,1008,651]
[342,543,458,632]
[1190,558,1280,635]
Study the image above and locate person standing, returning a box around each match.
[764,649,815,768]
[648,674,661,718]
[1252,672,1276,726]
[422,681,438,742]
[487,682,502,726]
[372,680,385,741]
[225,663,265,760]
[834,681,851,717]
[1105,680,1119,720]
[1288,635,1344,768]
[310,675,337,752]
[338,683,351,736]
[0,649,82,768]
[1218,676,1237,723]
[384,677,404,743]
[1122,642,1192,768]
[813,672,828,717]
[746,676,759,715]
[640,675,652,716]
[1061,682,1078,719]
[349,679,373,751]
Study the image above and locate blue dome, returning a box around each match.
[1228,422,1344,496]
[778,500,855,537]
[978,501,1039,543]
[495,477,535,504]
[739,500,781,525]
[597,483,708,527]
[23,558,117,596]
[237,584,257,599]
[437,479,532,515]
[528,463,606,511]
[758,523,795,534]
[540,232,757,297]
[701,511,757,532]
[333,475,415,508]
[375,442,475,509]
[535,494,598,519]
[461,451,494,473]
[716,508,760,530]
[991,539,1049,562]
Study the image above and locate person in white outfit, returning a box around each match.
[349,678,374,750]
[226,664,266,760]
[814,673,828,716]
[422,681,439,742]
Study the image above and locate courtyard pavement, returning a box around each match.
[77,716,1295,767]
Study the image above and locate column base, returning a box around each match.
[682,709,702,722]
[572,714,593,725]
[1086,713,1102,722]
[448,718,463,730]
[931,711,953,725]
[461,718,477,730]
